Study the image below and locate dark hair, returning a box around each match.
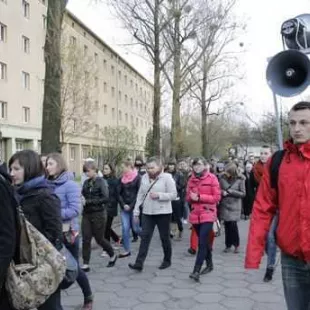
[146,156,162,166]
[291,101,310,111]
[192,156,207,166]
[9,150,44,182]
[84,161,98,172]
[103,163,116,177]
[167,158,177,166]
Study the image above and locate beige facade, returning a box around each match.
[0,0,153,175]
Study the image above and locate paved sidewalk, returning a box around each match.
[62,220,286,310]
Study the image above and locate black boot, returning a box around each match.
[263,267,274,282]
[189,265,201,282]
[201,258,213,275]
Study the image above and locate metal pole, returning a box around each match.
[272,92,284,150]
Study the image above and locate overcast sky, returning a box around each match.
[67,0,310,117]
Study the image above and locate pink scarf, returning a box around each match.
[121,169,138,184]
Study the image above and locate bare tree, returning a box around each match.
[41,0,68,154]
[187,0,243,159]
[60,37,99,144]
[102,0,171,157]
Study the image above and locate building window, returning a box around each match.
[94,53,98,63]
[125,75,128,85]
[22,107,30,123]
[140,119,143,127]
[103,59,107,70]
[22,71,30,89]
[125,95,128,104]
[130,80,133,87]
[42,15,47,29]
[111,65,115,75]
[71,22,75,28]
[118,91,121,101]
[0,62,7,80]
[140,103,142,111]
[136,118,139,127]
[112,108,115,119]
[119,110,122,121]
[111,87,115,97]
[125,113,128,123]
[94,77,98,87]
[0,101,7,119]
[82,147,88,160]
[130,98,133,108]
[95,100,99,110]
[104,82,107,93]
[0,23,7,42]
[135,101,138,109]
[70,36,76,46]
[104,104,107,115]
[16,142,24,152]
[118,70,121,80]
[135,83,138,91]
[23,0,30,19]
[70,146,76,161]
[22,36,30,53]
[84,45,88,56]
[131,115,134,125]
[95,124,99,136]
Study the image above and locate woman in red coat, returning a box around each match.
[187,157,221,282]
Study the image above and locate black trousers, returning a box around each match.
[135,214,172,267]
[82,211,114,264]
[224,221,240,248]
[105,215,120,243]
[171,200,183,232]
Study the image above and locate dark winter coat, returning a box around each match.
[219,175,246,222]
[118,175,141,211]
[243,171,256,216]
[0,165,18,310]
[168,170,186,200]
[104,175,119,217]
[16,176,63,248]
[82,177,109,214]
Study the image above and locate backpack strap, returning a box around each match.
[270,150,286,190]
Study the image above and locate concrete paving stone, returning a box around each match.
[220,297,254,309]
[252,302,286,310]
[249,283,278,293]
[116,288,145,297]
[96,283,124,293]
[123,279,151,288]
[250,292,284,303]
[146,284,171,292]
[151,276,174,284]
[222,280,249,288]
[109,297,140,308]
[168,288,198,298]
[104,276,129,284]
[194,293,224,303]
[191,304,228,310]
[138,292,170,303]
[133,303,167,310]
[196,284,225,293]
[221,287,252,297]
[172,279,198,289]
[199,275,225,285]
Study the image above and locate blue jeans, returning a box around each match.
[193,222,213,267]
[121,210,141,252]
[38,288,62,310]
[266,214,278,268]
[282,252,310,310]
[64,236,93,302]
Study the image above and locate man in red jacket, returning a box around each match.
[245,101,310,310]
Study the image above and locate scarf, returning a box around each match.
[253,161,265,184]
[121,169,138,184]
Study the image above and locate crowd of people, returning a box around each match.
[0,101,310,310]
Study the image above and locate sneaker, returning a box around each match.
[158,261,171,270]
[189,271,200,282]
[263,267,274,282]
[177,231,183,241]
[132,237,138,243]
[118,252,131,258]
[201,261,214,275]
[183,219,188,224]
[234,247,240,254]
[101,251,109,257]
[128,263,143,272]
[107,255,117,268]
[81,264,90,272]
[223,247,231,253]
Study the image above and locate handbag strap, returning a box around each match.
[141,177,159,206]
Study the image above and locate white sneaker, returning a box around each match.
[81,264,90,272]
[101,251,109,257]
[183,219,188,224]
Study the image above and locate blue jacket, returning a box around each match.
[48,172,81,231]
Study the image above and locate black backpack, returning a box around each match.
[270,150,286,190]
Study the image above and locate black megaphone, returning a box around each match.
[266,49,310,97]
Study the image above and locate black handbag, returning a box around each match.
[59,246,78,290]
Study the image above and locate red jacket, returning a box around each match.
[245,140,310,268]
[187,171,221,224]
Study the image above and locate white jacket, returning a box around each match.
[133,172,177,216]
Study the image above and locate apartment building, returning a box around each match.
[0,0,153,175]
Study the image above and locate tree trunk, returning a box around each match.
[152,0,161,158]
[201,60,208,159]
[170,1,182,159]
[41,0,67,154]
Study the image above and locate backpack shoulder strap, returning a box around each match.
[270,150,286,190]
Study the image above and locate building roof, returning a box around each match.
[66,9,154,89]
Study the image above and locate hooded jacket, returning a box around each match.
[48,171,81,231]
[187,171,221,224]
[104,175,119,217]
[245,140,310,268]
[0,165,18,309]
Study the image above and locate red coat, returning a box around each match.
[187,171,221,224]
[245,140,310,268]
